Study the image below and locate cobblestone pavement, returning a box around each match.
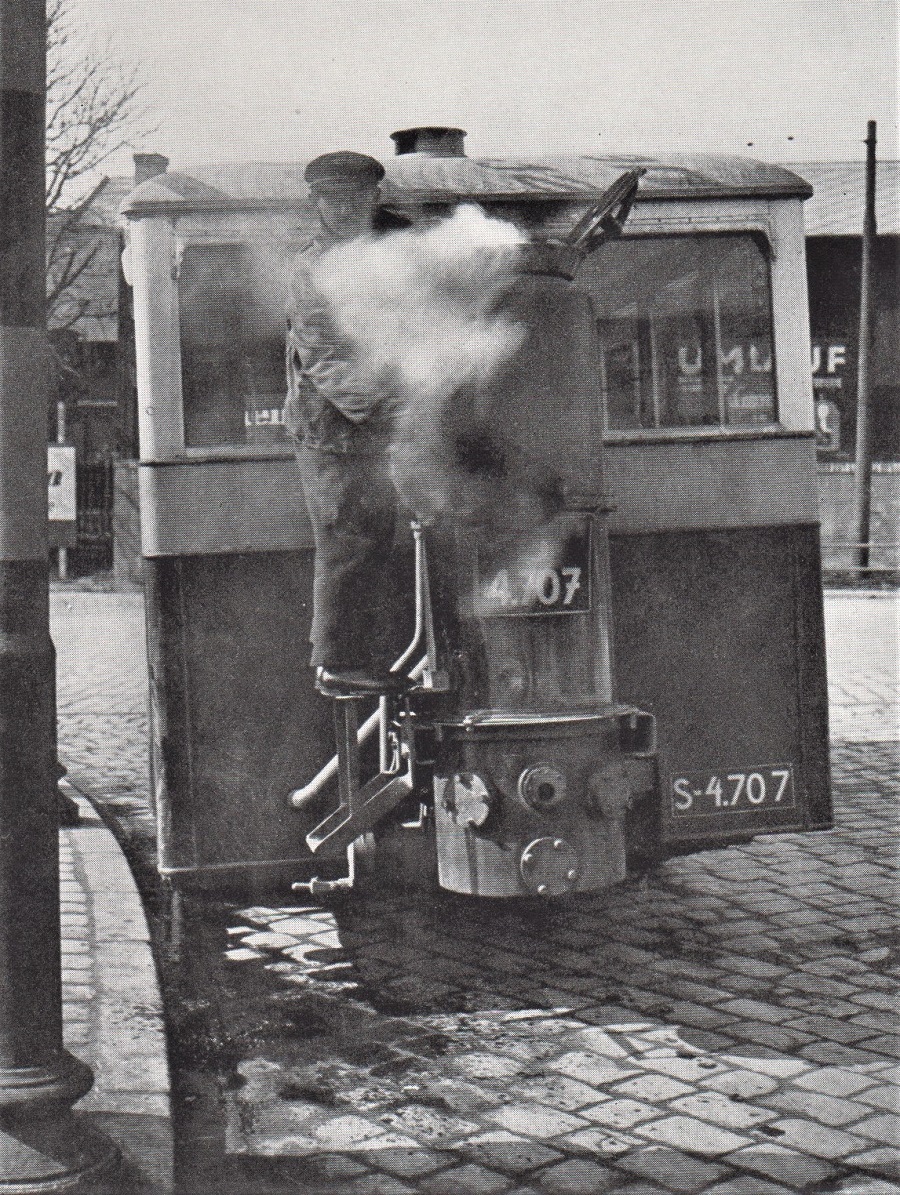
[53,589,151,848]
[51,588,898,1195]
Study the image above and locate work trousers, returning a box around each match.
[294,443,398,671]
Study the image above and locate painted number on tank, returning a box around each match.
[480,564,583,614]
[670,765,795,817]
[474,521,592,617]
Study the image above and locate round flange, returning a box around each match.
[519,836,580,896]
[518,764,567,811]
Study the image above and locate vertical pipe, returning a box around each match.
[0,0,118,1185]
[712,273,726,426]
[852,120,877,572]
[129,216,185,461]
[649,319,661,429]
[55,401,67,580]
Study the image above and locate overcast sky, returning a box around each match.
[77,0,898,174]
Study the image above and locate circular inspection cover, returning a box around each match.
[519,837,580,896]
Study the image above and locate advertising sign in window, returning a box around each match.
[812,338,851,456]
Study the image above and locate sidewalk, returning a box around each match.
[825,590,899,741]
[59,781,173,1193]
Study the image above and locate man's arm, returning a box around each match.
[288,251,390,423]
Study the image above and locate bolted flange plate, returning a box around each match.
[519,836,580,896]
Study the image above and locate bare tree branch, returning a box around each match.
[46,0,156,342]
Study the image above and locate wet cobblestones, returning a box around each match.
[51,590,898,1193]
[178,736,897,1194]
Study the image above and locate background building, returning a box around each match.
[795,161,899,463]
[794,161,899,568]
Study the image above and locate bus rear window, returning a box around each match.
[178,242,288,448]
[578,234,777,432]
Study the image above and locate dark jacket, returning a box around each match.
[284,208,410,455]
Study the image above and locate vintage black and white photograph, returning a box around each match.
[0,1,897,1191]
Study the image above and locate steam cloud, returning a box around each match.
[313,204,526,402]
[311,205,529,519]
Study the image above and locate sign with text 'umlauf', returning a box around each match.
[812,339,850,454]
[47,444,77,548]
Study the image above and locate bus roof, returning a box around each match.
[121,152,812,216]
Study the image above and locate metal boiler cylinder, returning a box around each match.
[426,265,656,896]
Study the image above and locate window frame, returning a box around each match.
[579,230,782,442]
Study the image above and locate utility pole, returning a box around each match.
[851,120,877,572]
[0,1,118,1187]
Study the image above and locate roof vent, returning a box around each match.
[133,153,169,185]
[390,127,466,157]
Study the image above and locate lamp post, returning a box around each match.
[0,0,118,1186]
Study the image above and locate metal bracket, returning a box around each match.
[292,844,357,897]
[304,698,414,857]
[306,772,414,857]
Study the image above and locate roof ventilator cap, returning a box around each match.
[390,127,467,157]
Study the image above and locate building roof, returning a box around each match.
[45,178,130,340]
[787,161,900,237]
[77,176,135,228]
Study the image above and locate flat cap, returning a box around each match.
[304,151,385,188]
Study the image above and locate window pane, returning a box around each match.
[178,243,288,448]
[579,234,776,431]
[715,238,776,427]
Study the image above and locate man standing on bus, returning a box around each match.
[284,151,410,698]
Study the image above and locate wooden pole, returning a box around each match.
[0,1,118,1186]
[851,120,877,572]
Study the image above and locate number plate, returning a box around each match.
[474,518,591,617]
[670,765,796,817]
